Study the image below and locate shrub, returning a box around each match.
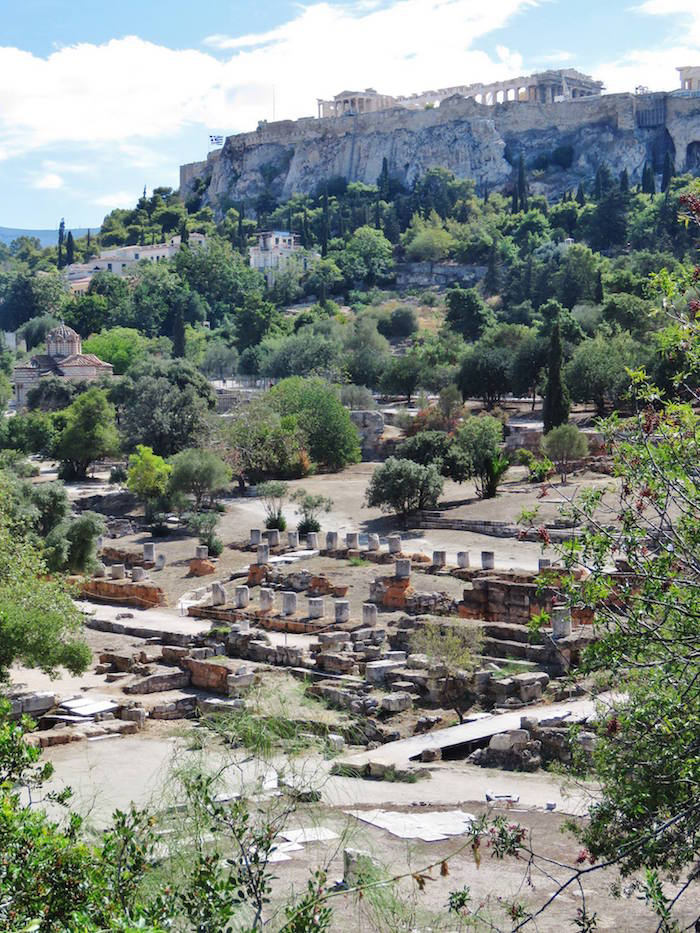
[290,489,332,534]
[187,512,223,555]
[257,481,288,530]
[541,424,588,483]
[109,464,127,484]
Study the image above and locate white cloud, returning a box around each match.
[33,171,64,189]
[596,1,700,93]
[0,0,538,164]
[92,190,141,209]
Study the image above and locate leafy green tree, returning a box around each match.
[0,371,11,411]
[540,422,588,483]
[268,377,360,471]
[199,341,239,380]
[344,318,390,388]
[0,473,91,679]
[222,398,307,488]
[511,331,547,409]
[365,457,443,525]
[83,327,152,375]
[44,510,105,573]
[566,332,642,416]
[542,322,570,432]
[455,415,507,499]
[17,313,61,350]
[307,258,343,307]
[396,430,470,482]
[0,411,56,456]
[445,286,493,340]
[168,448,232,509]
[338,225,394,285]
[380,354,422,405]
[126,444,172,509]
[119,359,215,457]
[457,344,511,409]
[63,293,111,336]
[55,388,120,479]
[235,293,284,351]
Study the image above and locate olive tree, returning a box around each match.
[365,457,443,526]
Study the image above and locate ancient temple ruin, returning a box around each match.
[316,69,603,118]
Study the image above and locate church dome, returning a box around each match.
[48,323,80,341]
[46,323,81,359]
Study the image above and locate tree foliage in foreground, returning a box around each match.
[0,473,90,680]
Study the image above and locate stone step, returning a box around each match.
[481,637,548,663]
[478,655,539,671]
[479,621,534,644]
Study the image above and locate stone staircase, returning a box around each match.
[479,620,550,665]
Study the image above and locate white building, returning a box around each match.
[249,231,316,285]
[63,232,207,293]
[12,324,113,408]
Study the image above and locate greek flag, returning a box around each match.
[209,134,224,146]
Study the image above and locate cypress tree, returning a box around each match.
[511,186,519,214]
[517,153,528,211]
[595,268,604,304]
[484,243,500,296]
[575,183,586,206]
[661,152,675,192]
[172,305,186,359]
[238,203,244,248]
[321,186,329,257]
[594,168,603,201]
[620,168,629,194]
[65,231,75,265]
[57,218,65,269]
[542,322,570,433]
[377,157,390,200]
[642,162,656,195]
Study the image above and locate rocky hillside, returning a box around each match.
[180,91,700,216]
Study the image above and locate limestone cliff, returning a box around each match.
[180,92,700,215]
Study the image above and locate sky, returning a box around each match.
[1,0,699,230]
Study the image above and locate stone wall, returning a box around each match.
[81,578,166,609]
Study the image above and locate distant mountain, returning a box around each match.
[0,226,92,248]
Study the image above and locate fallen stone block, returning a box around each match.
[125,670,191,694]
[380,692,413,712]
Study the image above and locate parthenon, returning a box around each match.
[317,68,604,118]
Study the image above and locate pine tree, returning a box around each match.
[57,218,65,269]
[517,153,528,212]
[661,152,675,192]
[620,168,629,194]
[65,231,75,265]
[575,183,586,206]
[542,322,570,433]
[484,243,500,296]
[172,305,186,359]
[595,268,604,304]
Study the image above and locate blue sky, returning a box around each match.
[1,0,698,230]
